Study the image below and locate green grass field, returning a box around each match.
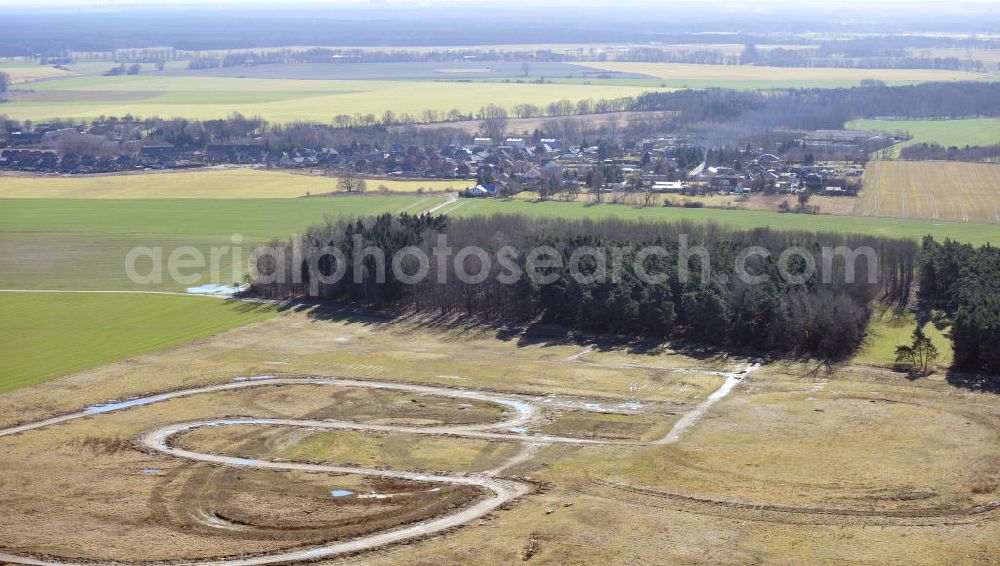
[0,169,469,198]
[847,118,1000,156]
[0,196,439,291]
[5,74,662,123]
[0,292,276,393]
[852,309,953,369]
[445,198,1000,245]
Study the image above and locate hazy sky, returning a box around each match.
[1,0,999,5]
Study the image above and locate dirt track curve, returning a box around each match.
[0,372,696,566]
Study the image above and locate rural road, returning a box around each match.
[0,370,757,565]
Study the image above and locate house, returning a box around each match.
[651,181,684,193]
[504,138,526,149]
[467,185,491,197]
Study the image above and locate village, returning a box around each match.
[0,120,872,203]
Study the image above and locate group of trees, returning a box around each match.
[918,237,1000,381]
[0,71,9,96]
[740,44,988,71]
[899,142,1000,162]
[252,214,917,360]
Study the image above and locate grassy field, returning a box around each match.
[0,62,78,84]
[578,62,992,89]
[0,196,439,290]
[0,169,469,198]
[0,292,275,393]
[853,309,953,368]
[847,117,1000,155]
[5,74,663,123]
[445,198,1000,245]
[859,160,1000,223]
[1,311,996,564]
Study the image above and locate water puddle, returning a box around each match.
[186,283,240,295]
[84,397,160,414]
[141,469,162,474]
[233,375,276,382]
[329,489,354,497]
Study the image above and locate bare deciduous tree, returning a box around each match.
[477,103,508,143]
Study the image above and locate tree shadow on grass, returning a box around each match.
[945,368,1000,394]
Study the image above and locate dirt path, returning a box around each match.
[422,191,458,214]
[0,375,641,566]
[655,363,761,445]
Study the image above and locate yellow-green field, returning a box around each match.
[847,117,1000,156]
[0,62,78,84]
[0,169,468,198]
[0,292,276,393]
[578,62,992,89]
[5,74,662,123]
[859,160,1000,223]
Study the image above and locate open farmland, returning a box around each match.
[859,160,1000,223]
[0,195,441,291]
[0,169,468,198]
[847,118,1000,155]
[0,292,275,393]
[0,62,78,83]
[444,197,1000,245]
[4,74,664,123]
[0,310,997,564]
[575,62,992,89]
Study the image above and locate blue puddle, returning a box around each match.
[84,397,160,414]
[186,284,238,295]
[141,469,162,474]
[329,489,354,497]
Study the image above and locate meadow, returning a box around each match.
[0,291,276,393]
[847,117,1000,155]
[445,197,1000,245]
[859,160,1000,223]
[0,195,439,290]
[0,169,469,198]
[1,310,997,564]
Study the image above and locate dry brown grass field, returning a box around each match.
[860,160,1000,223]
[0,308,997,564]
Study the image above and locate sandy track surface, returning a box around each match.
[0,369,719,565]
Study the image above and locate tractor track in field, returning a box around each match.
[592,479,1000,524]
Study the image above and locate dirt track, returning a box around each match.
[0,374,682,565]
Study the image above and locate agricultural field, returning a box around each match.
[577,62,992,89]
[0,310,997,564]
[847,117,1000,156]
[0,62,78,83]
[3,74,662,123]
[444,197,1000,245]
[859,160,1000,224]
[0,195,441,290]
[0,292,276,393]
[0,169,468,198]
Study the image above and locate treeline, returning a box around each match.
[252,214,917,359]
[741,45,989,71]
[899,142,1000,162]
[918,237,1000,380]
[630,82,1000,130]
